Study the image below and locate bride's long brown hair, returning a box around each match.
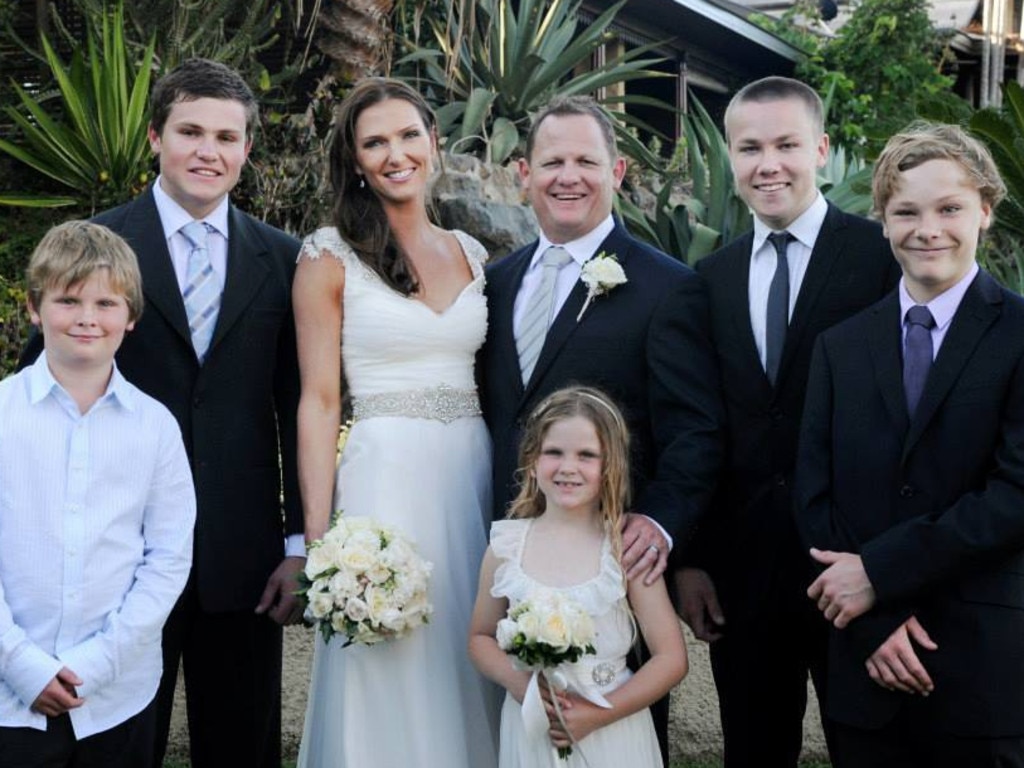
[329,77,441,295]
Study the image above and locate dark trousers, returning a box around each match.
[709,598,831,768]
[0,696,156,768]
[152,579,283,768]
[832,712,1024,768]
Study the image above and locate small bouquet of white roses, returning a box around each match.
[297,514,433,647]
[497,591,597,759]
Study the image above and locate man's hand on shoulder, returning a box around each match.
[621,513,669,585]
[256,556,306,625]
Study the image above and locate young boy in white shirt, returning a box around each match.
[0,220,195,768]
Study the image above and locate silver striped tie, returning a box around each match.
[516,245,572,384]
[181,221,221,362]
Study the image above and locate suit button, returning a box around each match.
[769,407,783,421]
[775,474,787,487]
[193,396,202,407]
[900,485,915,498]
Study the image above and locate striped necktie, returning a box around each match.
[181,221,221,362]
[516,245,573,384]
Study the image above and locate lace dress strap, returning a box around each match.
[298,227,361,269]
[452,230,489,280]
[489,519,529,601]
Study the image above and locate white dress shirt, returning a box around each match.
[513,215,616,335]
[748,193,829,371]
[898,263,979,357]
[0,355,195,737]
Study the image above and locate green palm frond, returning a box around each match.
[0,2,156,211]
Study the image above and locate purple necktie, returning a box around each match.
[765,231,791,385]
[903,305,936,416]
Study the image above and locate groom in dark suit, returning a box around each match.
[478,94,723,758]
[21,59,303,768]
[796,122,1024,767]
[674,77,899,767]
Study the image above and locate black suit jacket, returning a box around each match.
[796,270,1024,736]
[479,221,723,541]
[689,204,899,622]
[22,188,302,612]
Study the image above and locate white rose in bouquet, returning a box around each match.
[345,596,370,622]
[496,617,518,650]
[308,589,335,620]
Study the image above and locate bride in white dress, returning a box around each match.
[292,77,499,767]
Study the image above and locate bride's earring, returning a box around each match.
[358,176,365,189]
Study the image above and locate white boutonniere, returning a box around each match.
[577,252,627,321]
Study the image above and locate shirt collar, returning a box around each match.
[898,263,979,331]
[752,192,828,255]
[28,352,136,412]
[532,214,616,270]
[152,176,230,240]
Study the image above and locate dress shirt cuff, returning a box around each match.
[58,639,114,699]
[0,626,63,708]
[644,515,674,551]
[285,534,307,559]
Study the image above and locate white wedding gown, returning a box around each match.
[296,227,500,768]
[491,519,663,768]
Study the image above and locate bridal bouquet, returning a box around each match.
[298,514,433,646]
[497,591,597,758]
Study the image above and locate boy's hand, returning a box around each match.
[256,556,306,625]
[31,667,84,716]
[866,616,937,695]
[807,548,876,628]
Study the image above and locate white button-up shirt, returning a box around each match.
[0,355,195,737]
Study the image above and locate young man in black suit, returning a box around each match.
[674,77,899,767]
[22,59,303,768]
[478,94,723,758]
[796,123,1024,767]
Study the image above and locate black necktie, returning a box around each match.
[765,232,791,385]
[903,305,936,417]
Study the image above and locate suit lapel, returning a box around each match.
[209,206,270,354]
[492,243,536,398]
[780,204,844,387]
[121,190,192,346]
[867,293,909,436]
[522,277,587,397]
[904,272,1002,456]
[720,234,773,398]
[521,227,630,401]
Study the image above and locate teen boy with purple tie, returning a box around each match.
[796,122,1024,767]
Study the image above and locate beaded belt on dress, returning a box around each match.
[352,383,481,424]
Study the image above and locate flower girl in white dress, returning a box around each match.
[469,386,687,767]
